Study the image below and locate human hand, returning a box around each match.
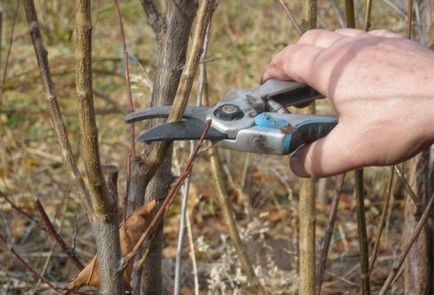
[262,29,434,178]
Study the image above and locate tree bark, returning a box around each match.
[74,1,124,293]
[404,0,434,292]
[404,151,431,294]
[135,1,197,294]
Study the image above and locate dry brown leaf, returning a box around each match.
[68,200,157,292]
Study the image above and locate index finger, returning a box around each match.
[262,44,323,90]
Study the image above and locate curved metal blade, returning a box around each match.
[136,119,227,142]
[125,106,209,123]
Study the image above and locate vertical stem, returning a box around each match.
[299,0,317,293]
[369,167,394,272]
[74,1,124,294]
[208,146,265,293]
[345,0,356,28]
[363,0,373,30]
[407,0,413,38]
[316,174,346,295]
[354,170,370,295]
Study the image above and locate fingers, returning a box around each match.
[368,29,403,38]
[262,44,322,83]
[289,124,364,178]
[335,28,367,37]
[297,29,345,48]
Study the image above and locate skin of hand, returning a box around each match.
[262,28,434,178]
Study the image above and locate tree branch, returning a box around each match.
[23,0,92,213]
[74,1,124,293]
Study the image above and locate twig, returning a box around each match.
[299,0,317,292]
[174,171,193,295]
[23,0,92,213]
[1,193,44,231]
[120,120,212,270]
[379,190,434,295]
[354,169,371,295]
[316,174,346,295]
[0,0,19,107]
[394,165,419,206]
[277,0,302,36]
[345,0,356,28]
[34,197,84,270]
[185,207,199,295]
[32,195,69,294]
[0,233,63,294]
[364,0,373,30]
[407,0,413,38]
[112,0,135,225]
[369,166,394,272]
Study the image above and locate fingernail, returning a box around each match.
[290,153,309,178]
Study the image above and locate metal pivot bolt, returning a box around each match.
[214,104,244,121]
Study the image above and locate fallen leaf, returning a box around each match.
[68,200,157,292]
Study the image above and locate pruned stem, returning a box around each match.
[74,0,124,293]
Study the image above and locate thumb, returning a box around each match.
[289,124,362,178]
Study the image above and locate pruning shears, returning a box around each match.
[125,79,337,155]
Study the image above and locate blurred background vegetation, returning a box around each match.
[0,0,415,293]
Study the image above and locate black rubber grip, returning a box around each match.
[289,121,337,153]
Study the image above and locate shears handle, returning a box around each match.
[254,113,337,154]
[256,79,323,108]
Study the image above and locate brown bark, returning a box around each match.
[299,0,317,292]
[74,1,124,293]
[403,151,431,295]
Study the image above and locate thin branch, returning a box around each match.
[316,173,346,295]
[354,169,371,295]
[407,0,413,38]
[113,0,135,225]
[34,197,84,270]
[345,0,356,28]
[1,193,44,231]
[369,166,394,272]
[394,165,419,206]
[120,120,212,270]
[363,0,373,30]
[299,0,317,292]
[0,233,63,294]
[277,0,302,36]
[379,190,434,294]
[186,207,199,295]
[23,0,92,213]
[0,0,19,107]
